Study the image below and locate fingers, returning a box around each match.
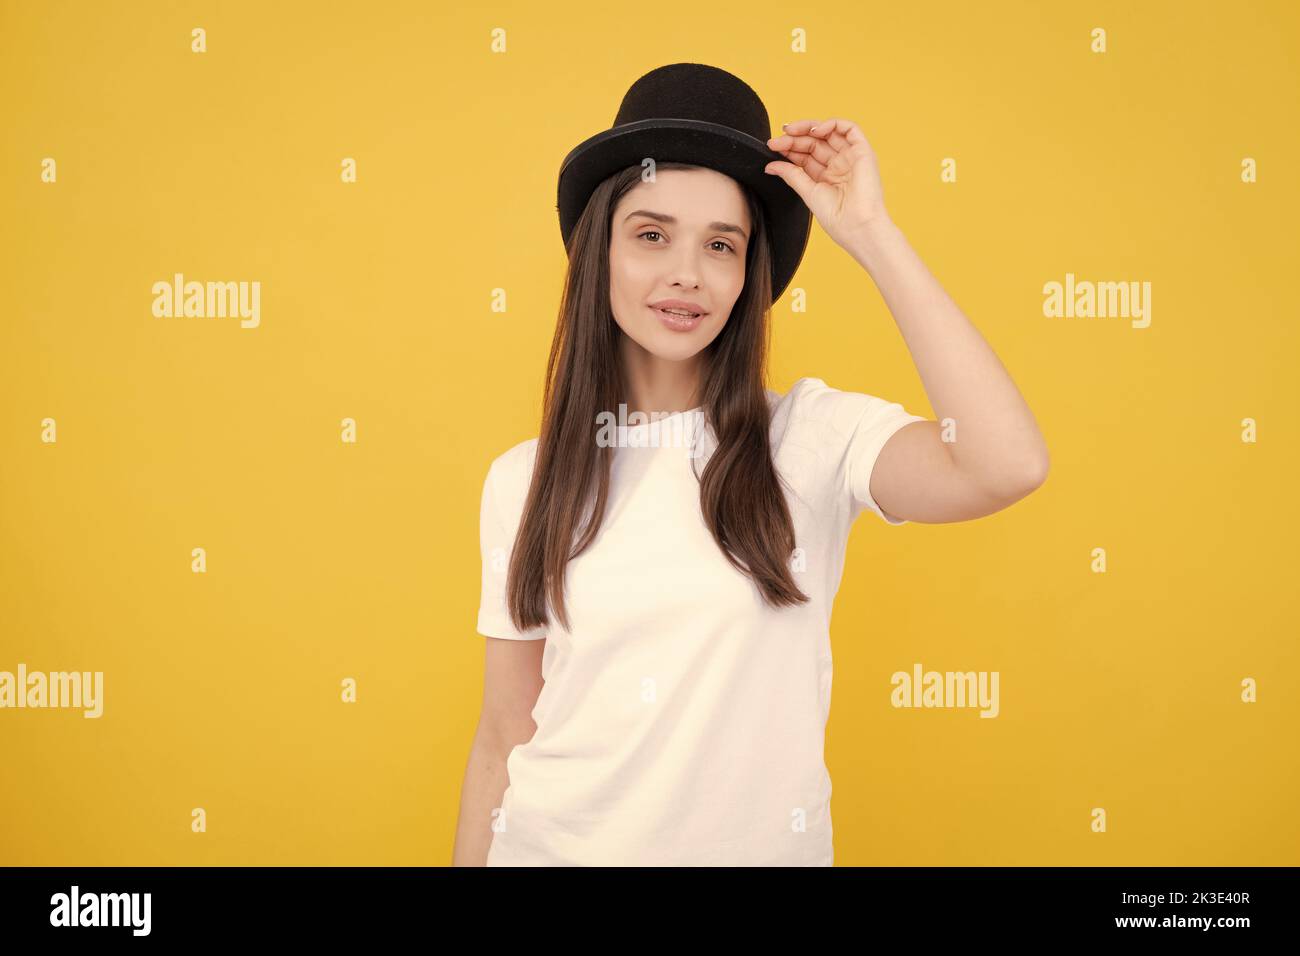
[781,119,821,136]
[773,118,869,155]
[767,121,835,171]
[809,119,870,154]
[767,135,834,170]
[773,145,829,182]
[763,159,817,204]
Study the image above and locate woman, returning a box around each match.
[453,64,1049,866]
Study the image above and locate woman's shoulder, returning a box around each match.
[769,376,926,455]
[773,375,907,422]
[768,376,846,428]
[771,374,859,405]
[480,436,539,523]
[486,436,539,484]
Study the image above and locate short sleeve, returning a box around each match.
[790,377,928,526]
[477,458,547,640]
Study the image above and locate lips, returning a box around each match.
[651,305,705,332]
[649,299,707,317]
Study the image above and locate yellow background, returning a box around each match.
[2,0,1296,865]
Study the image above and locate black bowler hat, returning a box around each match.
[556,62,811,304]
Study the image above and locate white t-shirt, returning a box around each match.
[475,376,927,866]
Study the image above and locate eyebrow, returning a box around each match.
[622,209,748,241]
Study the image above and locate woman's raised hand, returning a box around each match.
[765,118,891,248]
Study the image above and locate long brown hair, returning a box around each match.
[507,161,810,634]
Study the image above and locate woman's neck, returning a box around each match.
[618,342,707,416]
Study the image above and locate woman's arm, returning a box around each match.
[451,727,516,866]
[846,215,1050,522]
[766,119,1050,523]
[451,637,545,866]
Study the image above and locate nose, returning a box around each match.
[666,246,703,290]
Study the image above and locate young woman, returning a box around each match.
[453,64,1049,867]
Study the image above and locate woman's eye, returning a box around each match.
[638,231,734,254]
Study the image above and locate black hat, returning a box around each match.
[557,62,811,304]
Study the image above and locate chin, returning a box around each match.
[643,326,709,357]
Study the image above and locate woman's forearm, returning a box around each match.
[451,731,514,866]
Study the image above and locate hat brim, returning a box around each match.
[557,118,811,304]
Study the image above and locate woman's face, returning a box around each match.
[608,166,751,363]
